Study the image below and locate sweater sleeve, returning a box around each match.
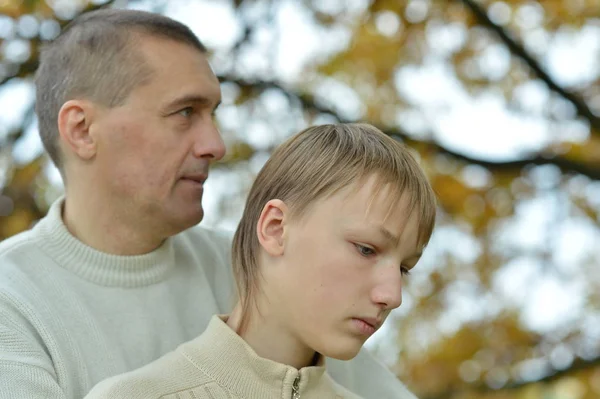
[0,294,66,399]
[0,362,66,399]
[326,348,418,399]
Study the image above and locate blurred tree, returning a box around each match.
[1,0,599,398]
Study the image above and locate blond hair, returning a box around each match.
[232,123,436,332]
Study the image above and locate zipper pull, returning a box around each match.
[292,375,300,399]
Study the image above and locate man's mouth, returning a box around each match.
[181,174,207,184]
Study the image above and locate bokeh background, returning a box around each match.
[1,0,599,398]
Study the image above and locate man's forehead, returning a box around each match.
[134,40,221,101]
[137,35,215,76]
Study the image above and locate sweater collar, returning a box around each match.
[34,197,175,287]
[180,315,341,398]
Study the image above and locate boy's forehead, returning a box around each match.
[334,180,412,219]
[295,175,414,225]
[334,191,423,251]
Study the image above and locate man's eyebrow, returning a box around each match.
[165,95,221,110]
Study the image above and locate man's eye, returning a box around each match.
[178,107,193,117]
[355,244,375,257]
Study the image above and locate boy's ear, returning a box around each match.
[57,99,97,161]
[256,199,288,257]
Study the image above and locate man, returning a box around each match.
[0,8,417,399]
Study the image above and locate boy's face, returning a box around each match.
[271,175,423,361]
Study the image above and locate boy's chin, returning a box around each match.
[320,343,362,361]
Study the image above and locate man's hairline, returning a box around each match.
[120,29,213,105]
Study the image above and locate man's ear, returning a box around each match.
[57,99,97,160]
[256,199,289,257]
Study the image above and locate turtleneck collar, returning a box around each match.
[34,197,176,287]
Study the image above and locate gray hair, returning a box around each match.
[35,8,207,169]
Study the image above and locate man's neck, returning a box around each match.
[227,303,317,370]
[62,189,166,255]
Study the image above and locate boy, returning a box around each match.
[86,123,436,399]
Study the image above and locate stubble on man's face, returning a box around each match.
[91,35,224,235]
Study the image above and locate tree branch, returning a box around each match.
[219,76,600,180]
[458,0,600,132]
[421,354,600,399]
[0,0,113,86]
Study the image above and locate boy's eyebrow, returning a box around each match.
[379,227,399,245]
[378,227,424,258]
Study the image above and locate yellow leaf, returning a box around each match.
[0,206,35,238]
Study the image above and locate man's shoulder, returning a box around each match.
[325,373,364,399]
[0,228,43,295]
[0,227,39,261]
[174,225,234,263]
[177,225,232,248]
[173,225,236,312]
[0,229,52,363]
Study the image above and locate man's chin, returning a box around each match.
[185,209,204,227]
[168,206,204,233]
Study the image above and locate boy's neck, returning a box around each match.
[226,303,318,370]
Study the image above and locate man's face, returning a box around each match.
[90,35,225,235]
[271,176,423,361]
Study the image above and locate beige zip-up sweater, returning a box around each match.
[85,315,362,399]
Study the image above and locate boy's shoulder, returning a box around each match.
[85,339,218,399]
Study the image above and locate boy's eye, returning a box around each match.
[355,244,375,257]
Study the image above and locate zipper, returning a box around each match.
[291,375,300,399]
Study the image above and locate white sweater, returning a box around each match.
[0,198,418,399]
[86,315,362,399]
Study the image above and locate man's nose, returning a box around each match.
[192,120,226,161]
